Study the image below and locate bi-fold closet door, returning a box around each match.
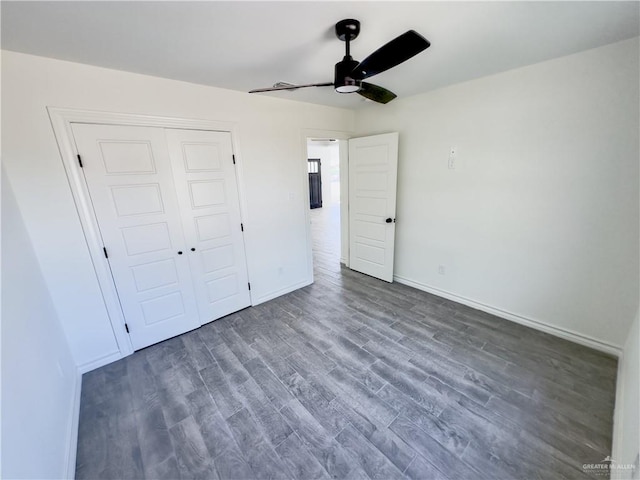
[72,123,250,350]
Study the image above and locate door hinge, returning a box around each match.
[232,154,236,165]
[125,323,130,333]
[248,282,251,291]
[103,247,108,259]
[77,154,83,168]
[240,223,244,232]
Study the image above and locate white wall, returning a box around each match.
[1,50,354,370]
[613,309,640,479]
[1,172,79,479]
[354,37,639,351]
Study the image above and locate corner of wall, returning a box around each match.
[78,351,125,375]
[612,309,640,479]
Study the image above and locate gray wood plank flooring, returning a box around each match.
[76,205,617,479]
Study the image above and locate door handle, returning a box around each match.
[385,218,394,223]
[190,248,196,252]
[177,251,183,255]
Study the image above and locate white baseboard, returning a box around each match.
[252,278,313,306]
[78,350,123,374]
[394,274,622,357]
[64,370,82,479]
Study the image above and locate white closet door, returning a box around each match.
[349,132,399,282]
[72,123,201,350]
[165,129,251,325]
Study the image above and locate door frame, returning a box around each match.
[300,128,352,282]
[48,107,251,357]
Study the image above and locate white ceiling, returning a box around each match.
[2,1,638,109]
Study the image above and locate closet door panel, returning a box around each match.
[165,129,251,324]
[72,123,201,350]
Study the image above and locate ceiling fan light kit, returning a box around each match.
[249,18,430,104]
[336,84,361,94]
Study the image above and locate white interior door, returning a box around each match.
[72,123,201,350]
[348,132,399,282]
[165,129,251,324]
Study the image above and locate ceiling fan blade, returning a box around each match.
[357,82,397,104]
[249,82,333,93]
[352,30,430,80]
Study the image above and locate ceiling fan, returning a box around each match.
[249,19,430,104]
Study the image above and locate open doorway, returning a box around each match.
[307,138,342,274]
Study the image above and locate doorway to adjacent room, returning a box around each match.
[307,138,342,276]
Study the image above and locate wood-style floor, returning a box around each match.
[76,205,617,480]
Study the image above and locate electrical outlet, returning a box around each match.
[438,265,446,275]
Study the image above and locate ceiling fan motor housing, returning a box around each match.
[335,57,361,93]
